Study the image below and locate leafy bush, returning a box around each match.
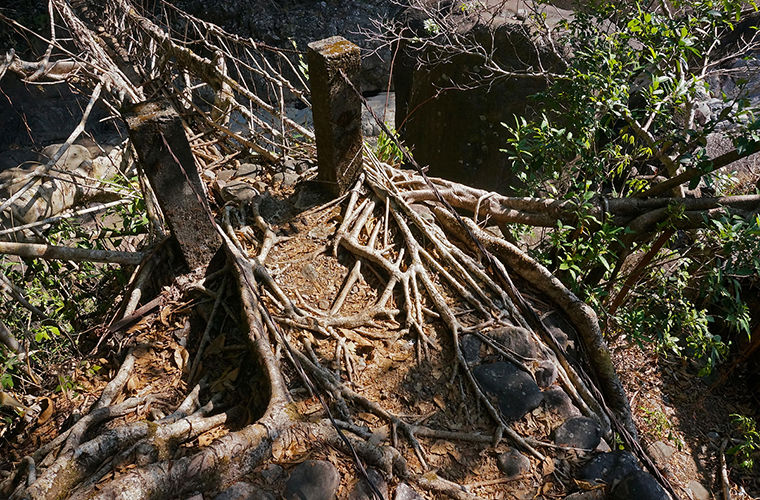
[501,0,760,373]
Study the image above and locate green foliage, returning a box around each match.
[0,175,147,394]
[502,0,759,375]
[729,414,760,470]
[374,126,405,165]
[640,405,684,450]
[504,0,758,197]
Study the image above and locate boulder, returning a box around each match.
[554,416,602,450]
[473,361,543,421]
[393,0,570,193]
[610,470,668,500]
[347,468,388,500]
[578,451,639,487]
[542,387,581,420]
[497,449,531,479]
[283,460,341,500]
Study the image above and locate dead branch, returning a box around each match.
[0,241,144,265]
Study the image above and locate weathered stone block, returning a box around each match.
[307,36,363,196]
[125,100,221,270]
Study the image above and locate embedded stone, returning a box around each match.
[578,451,639,486]
[535,360,558,388]
[541,310,574,351]
[460,334,482,365]
[565,490,606,500]
[473,362,543,421]
[261,463,285,484]
[687,480,710,500]
[542,387,581,419]
[284,460,340,500]
[497,449,531,479]
[214,482,274,500]
[611,470,668,500]
[488,326,539,358]
[394,482,423,500]
[555,416,602,450]
[348,468,388,500]
[647,441,676,468]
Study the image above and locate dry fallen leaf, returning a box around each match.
[542,457,555,476]
[433,395,446,410]
[126,374,139,393]
[159,307,171,326]
[173,345,189,372]
[37,397,54,425]
[198,432,214,447]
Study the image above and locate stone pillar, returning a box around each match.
[307,36,363,196]
[125,100,221,270]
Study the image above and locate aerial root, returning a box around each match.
[434,207,635,438]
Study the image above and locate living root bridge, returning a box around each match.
[0,0,675,498]
[403,181,760,233]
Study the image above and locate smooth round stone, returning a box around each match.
[214,483,274,500]
[460,334,482,365]
[611,470,668,500]
[542,387,581,419]
[394,482,423,500]
[488,326,539,358]
[535,360,558,388]
[284,460,340,500]
[473,362,543,421]
[578,451,640,486]
[554,416,602,450]
[497,449,531,479]
[348,468,388,500]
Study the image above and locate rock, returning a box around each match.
[186,494,204,500]
[216,169,236,181]
[221,180,260,204]
[596,439,612,453]
[0,73,120,152]
[473,362,543,421]
[393,1,569,193]
[488,326,539,359]
[578,451,640,487]
[273,171,300,187]
[348,468,388,500]
[283,460,340,500]
[647,441,676,468]
[541,310,574,351]
[236,162,263,177]
[554,417,602,451]
[687,480,711,500]
[213,482,274,500]
[394,482,423,500]
[496,449,531,479]
[261,463,284,484]
[542,387,581,419]
[535,360,558,388]
[610,470,668,500]
[172,0,395,93]
[460,334,482,365]
[564,490,606,500]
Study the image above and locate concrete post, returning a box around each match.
[307,36,363,196]
[125,100,221,270]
